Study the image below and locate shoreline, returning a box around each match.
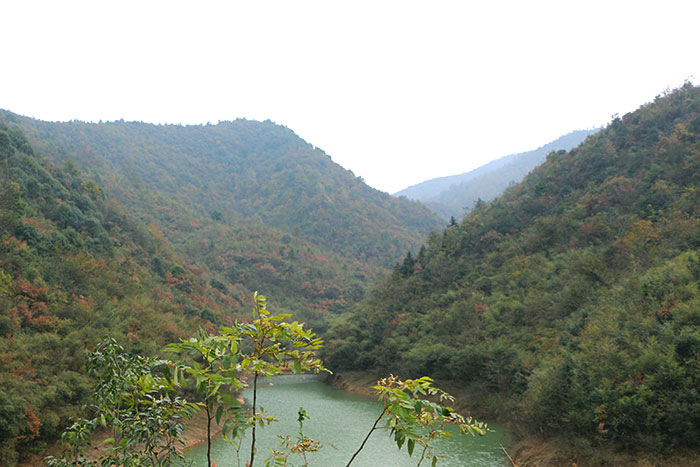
[326,371,700,467]
[324,370,511,424]
[21,397,242,466]
[27,372,700,466]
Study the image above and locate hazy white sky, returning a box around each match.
[2,1,699,193]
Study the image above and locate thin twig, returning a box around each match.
[416,445,428,467]
[500,443,517,467]
[345,407,387,466]
[249,370,259,467]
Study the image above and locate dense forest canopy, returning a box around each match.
[1,111,445,326]
[0,123,240,463]
[2,83,700,465]
[395,129,598,220]
[3,113,441,268]
[0,113,443,464]
[325,83,700,455]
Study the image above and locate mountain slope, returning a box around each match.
[326,84,700,457]
[0,123,242,464]
[395,129,598,219]
[4,115,442,269]
[0,114,445,329]
[0,112,428,464]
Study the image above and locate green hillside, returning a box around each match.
[1,113,444,328]
[0,114,441,464]
[325,84,700,458]
[4,114,441,269]
[395,129,598,220]
[0,123,243,464]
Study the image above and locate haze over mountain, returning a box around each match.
[395,129,599,219]
[326,84,700,461]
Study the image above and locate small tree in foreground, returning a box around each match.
[165,328,244,467]
[345,375,488,467]
[167,292,327,467]
[47,293,489,467]
[46,338,198,467]
[265,407,321,467]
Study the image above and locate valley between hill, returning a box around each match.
[3,84,700,466]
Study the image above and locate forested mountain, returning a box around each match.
[326,84,700,459]
[0,114,442,464]
[6,82,699,464]
[0,124,242,463]
[1,112,444,325]
[4,113,441,269]
[395,129,598,219]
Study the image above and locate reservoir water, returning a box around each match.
[186,374,508,466]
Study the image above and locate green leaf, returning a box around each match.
[432,456,438,467]
[293,360,302,374]
[396,431,405,450]
[407,438,415,456]
[216,405,224,425]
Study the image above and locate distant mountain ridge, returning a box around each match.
[0,111,444,325]
[1,114,441,267]
[395,129,599,219]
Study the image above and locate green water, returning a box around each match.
[186,374,508,466]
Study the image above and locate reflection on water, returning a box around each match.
[186,374,508,466]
